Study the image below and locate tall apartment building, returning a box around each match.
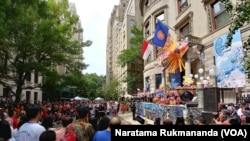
[140,0,250,97]
[106,0,144,96]
[56,2,84,75]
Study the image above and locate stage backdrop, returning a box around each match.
[213,30,246,88]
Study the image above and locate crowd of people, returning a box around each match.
[158,101,250,125]
[0,98,123,141]
[1,96,250,141]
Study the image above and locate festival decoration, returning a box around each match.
[155,34,189,73]
[136,102,185,122]
[182,76,194,86]
[164,40,189,73]
[159,83,164,89]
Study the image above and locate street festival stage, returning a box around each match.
[136,87,196,122]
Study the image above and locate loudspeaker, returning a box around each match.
[135,115,145,124]
[203,87,220,112]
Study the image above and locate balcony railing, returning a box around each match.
[184,34,202,46]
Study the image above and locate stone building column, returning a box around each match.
[196,83,204,109]
[185,58,191,77]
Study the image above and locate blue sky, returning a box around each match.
[68,0,119,76]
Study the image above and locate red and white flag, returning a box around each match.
[142,40,153,60]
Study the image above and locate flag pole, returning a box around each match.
[156,19,175,32]
[156,19,173,93]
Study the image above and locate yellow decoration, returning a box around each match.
[155,34,189,73]
[182,76,194,86]
[159,83,164,89]
[164,40,189,73]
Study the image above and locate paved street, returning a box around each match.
[117,112,154,125]
[53,111,154,129]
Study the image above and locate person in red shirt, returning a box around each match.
[11,110,19,129]
[42,106,49,119]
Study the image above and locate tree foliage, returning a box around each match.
[0,0,91,101]
[220,0,250,46]
[104,79,119,100]
[221,0,250,77]
[83,73,106,100]
[42,72,106,101]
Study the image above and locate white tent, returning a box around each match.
[94,97,104,101]
[72,96,89,101]
[74,96,83,100]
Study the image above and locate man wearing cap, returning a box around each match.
[15,104,45,141]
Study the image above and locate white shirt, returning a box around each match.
[15,122,46,141]
[237,108,243,117]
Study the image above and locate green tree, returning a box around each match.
[221,0,250,77]
[60,72,88,98]
[0,0,91,102]
[84,73,106,100]
[104,79,119,100]
[220,0,250,46]
[41,70,62,101]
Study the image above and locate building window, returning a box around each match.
[3,87,9,97]
[146,53,151,62]
[180,23,190,39]
[155,74,162,90]
[34,71,38,83]
[26,72,31,82]
[34,92,38,102]
[211,1,230,29]
[144,21,150,37]
[130,20,135,27]
[155,12,164,23]
[154,11,165,38]
[145,0,149,7]
[26,91,30,101]
[145,77,150,92]
[178,0,188,14]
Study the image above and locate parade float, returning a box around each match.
[135,34,201,123]
[136,84,197,122]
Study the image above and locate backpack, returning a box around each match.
[61,123,77,141]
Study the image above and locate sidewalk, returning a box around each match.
[118,112,154,125]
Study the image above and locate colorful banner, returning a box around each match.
[135,102,184,122]
[213,30,246,88]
